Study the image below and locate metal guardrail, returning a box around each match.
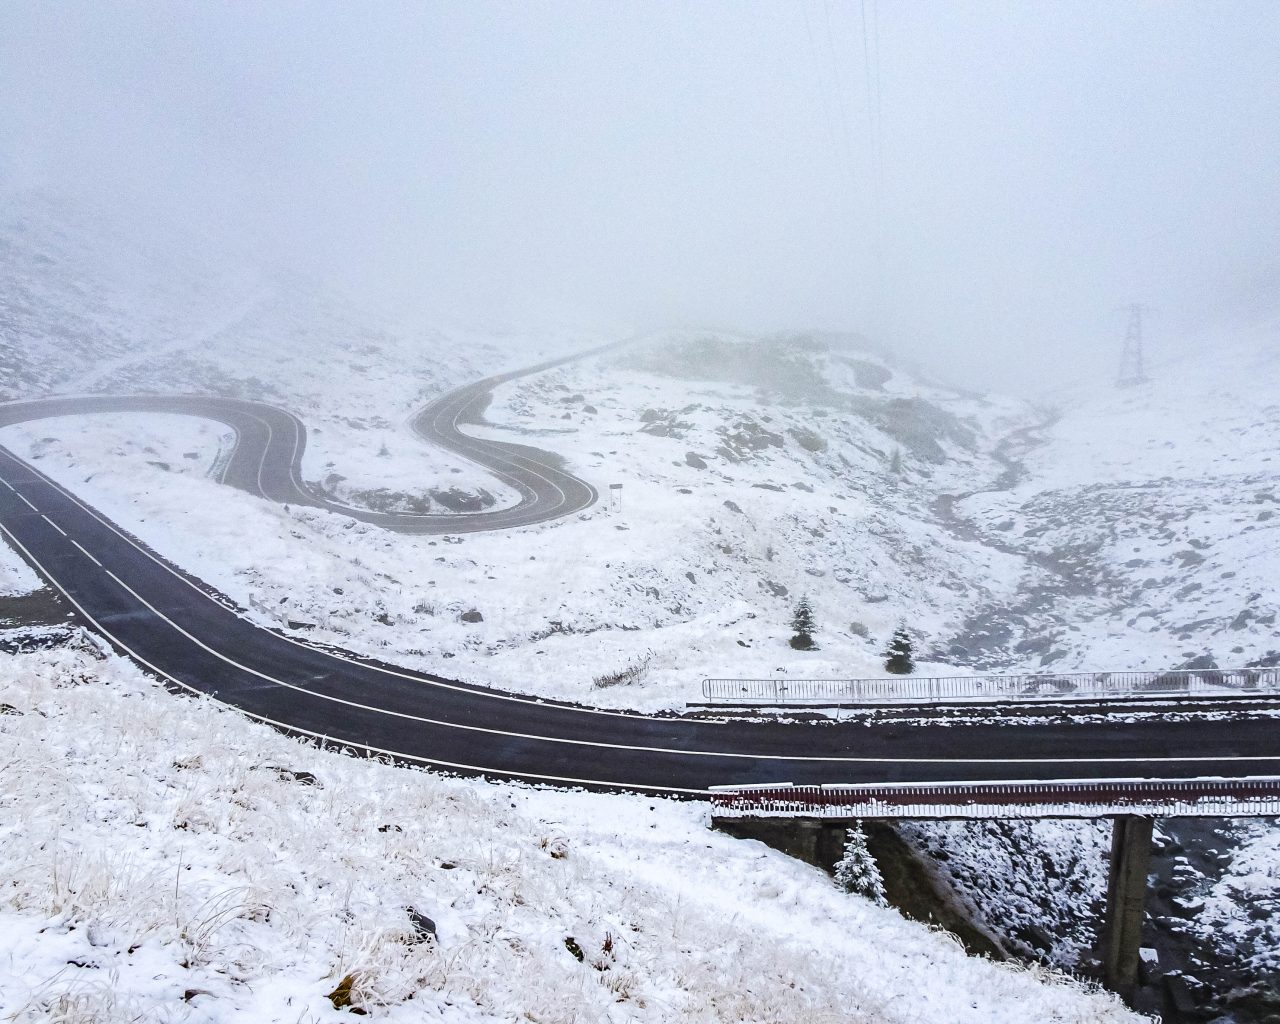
[700,667,1280,706]
[709,778,1280,820]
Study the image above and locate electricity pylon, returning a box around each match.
[1117,303,1150,387]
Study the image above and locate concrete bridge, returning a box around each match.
[711,777,1280,1002]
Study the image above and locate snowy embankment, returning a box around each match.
[0,643,1139,1024]
[0,536,40,598]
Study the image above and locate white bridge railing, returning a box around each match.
[700,667,1280,706]
[709,778,1280,820]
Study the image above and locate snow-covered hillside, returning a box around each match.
[891,330,1280,1017]
[0,189,591,512]
[0,641,1139,1024]
[1,327,1036,708]
[944,331,1280,673]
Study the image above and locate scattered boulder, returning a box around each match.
[639,409,693,438]
[848,358,892,390]
[684,452,707,469]
[717,419,784,460]
[264,766,321,788]
[723,499,742,514]
[460,609,484,624]
[788,426,827,453]
[406,907,437,943]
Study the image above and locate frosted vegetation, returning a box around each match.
[0,644,1139,1023]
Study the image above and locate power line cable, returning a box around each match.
[801,1,851,194]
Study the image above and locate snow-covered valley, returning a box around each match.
[3,193,1279,1021]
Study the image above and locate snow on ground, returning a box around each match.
[4,189,1277,1007]
[0,534,40,597]
[0,642,1140,1024]
[1,332,1033,709]
[891,329,1280,987]
[1200,819,1280,983]
[0,186,591,508]
[898,820,1111,969]
[0,190,266,402]
[944,328,1280,674]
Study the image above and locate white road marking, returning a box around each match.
[2,515,1277,782]
[17,492,37,511]
[70,538,102,566]
[2,446,662,723]
[40,514,67,537]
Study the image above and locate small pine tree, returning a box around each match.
[834,825,887,905]
[789,597,817,651]
[888,446,903,474]
[883,625,914,674]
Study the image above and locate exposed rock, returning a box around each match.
[406,907,437,943]
[685,452,707,469]
[717,418,785,460]
[788,426,828,453]
[264,766,321,787]
[847,358,893,390]
[852,395,977,463]
[460,609,484,624]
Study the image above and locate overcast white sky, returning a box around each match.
[2,1,1277,389]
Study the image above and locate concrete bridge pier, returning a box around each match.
[1102,815,1154,1001]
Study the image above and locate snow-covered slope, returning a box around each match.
[893,330,1280,1017]
[0,642,1139,1024]
[1,328,1036,708]
[944,330,1280,673]
[0,189,592,512]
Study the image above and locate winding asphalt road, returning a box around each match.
[1,353,1278,795]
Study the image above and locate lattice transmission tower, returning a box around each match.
[1117,303,1150,387]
